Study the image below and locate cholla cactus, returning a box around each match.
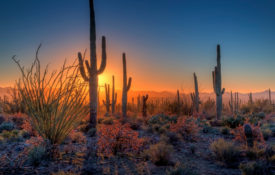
[103,84,110,114]
[142,94,149,118]
[122,53,132,119]
[78,0,107,128]
[111,75,117,114]
[212,45,225,120]
[190,72,200,113]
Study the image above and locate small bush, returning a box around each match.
[97,121,144,157]
[239,161,272,175]
[210,138,240,167]
[223,115,244,128]
[170,117,198,141]
[220,127,230,135]
[69,131,86,144]
[28,146,47,166]
[102,118,114,125]
[261,128,272,141]
[0,122,15,133]
[166,162,198,175]
[144,141,173,166]
[0,115,5,125]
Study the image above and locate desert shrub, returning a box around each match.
[97,121,144,157]
[148,114,176,134]
[239,161,272,175]
[166,162,198,175]
[28,146,47,166]
[223,115,245,128]
[170,117,198,141]
[261,128,272,141]
[232,123,265,149]
[102,118,114,125]
[51,171,76,175]
[210,138,240,167]
[13,49,88,144]
[11,114,24,128]
[0,122,15,132]
[220,127,230,135]
[0,129,24,142]
[202,97,215,114]
[144,141,173,166]
[166,131,180,145]
[69,130,86,144]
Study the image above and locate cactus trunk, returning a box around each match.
[142,94,149,118]
[191,72,200,113]
[122,53,132,119]
[177,90,180,116]
[212,45,225,120]
[269,88,272,104]
[103,84,110,114]
[77,0,107,128]
[111,76,117,114]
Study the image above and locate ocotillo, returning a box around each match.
[78,0,107,128]
[212,45,225,120]
[122,53,132,119]
[111,75,117,114]
[142,94,149,117]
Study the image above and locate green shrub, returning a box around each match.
[13,52,89,144]
[166,162,198,175]
[144,142,174,166]
[220,127,230,135]
[210,138,240,167]
[0,122,15,133]
[223,116,244,128]
[239,161,272,175]
[28,146,47,166]
[261,128,272,141]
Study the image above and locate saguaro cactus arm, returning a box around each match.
[97,36,107,74]
[78,53,89,82]
[127,77,132,91]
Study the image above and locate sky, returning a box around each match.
[0,0,275,93]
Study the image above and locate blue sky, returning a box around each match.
[0,0,275,92]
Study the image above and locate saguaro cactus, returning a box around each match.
[142,94,149,118]
[177,90,181,116]
[212,45,225,120]
[78,0,107,128]
[111,76,117,114]
[269,88,272,105]
[248,92,253,104]
[244,124,254,148]
[137,94,141,112]
[190,72,200,113]
[103,84,110,114]
[229,91,234,114]
[122,53,132,119]
[235,92,239,114]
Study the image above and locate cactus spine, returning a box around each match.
[212,45,225,120]
[103,84,110,114]
[78,0,107,128]
[111,75,117,114]
[122,53,132,119]
[190,72,200,113]
[142,94,149,118]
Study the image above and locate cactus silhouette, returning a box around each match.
[122,53,132,119]
[177,90,180,116]
[229,91,234,114]
[111,75,117,114]
[103,84,110,114]
[190,72,200,113]
[248,92,253,104]
[212,45,225,120]
[235,92,239,114]
[244,124,253,148]
[77,0,107,128]
[269,88,272,104]
[142,94,149,118]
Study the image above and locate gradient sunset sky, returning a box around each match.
[0,0,275,93]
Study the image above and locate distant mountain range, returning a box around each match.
[0,86,273,104]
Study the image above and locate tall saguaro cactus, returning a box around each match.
[229,91,233,114]
[212,45,225,120]
[122,53,132,119]
[177,90,181,116]
[142,94,149,118]
[103,84,110,114]
[111,76,117,114]
[248,92,253,104]
[190,72,200,113]
[78,0,107,128]
[269,88,272,105]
